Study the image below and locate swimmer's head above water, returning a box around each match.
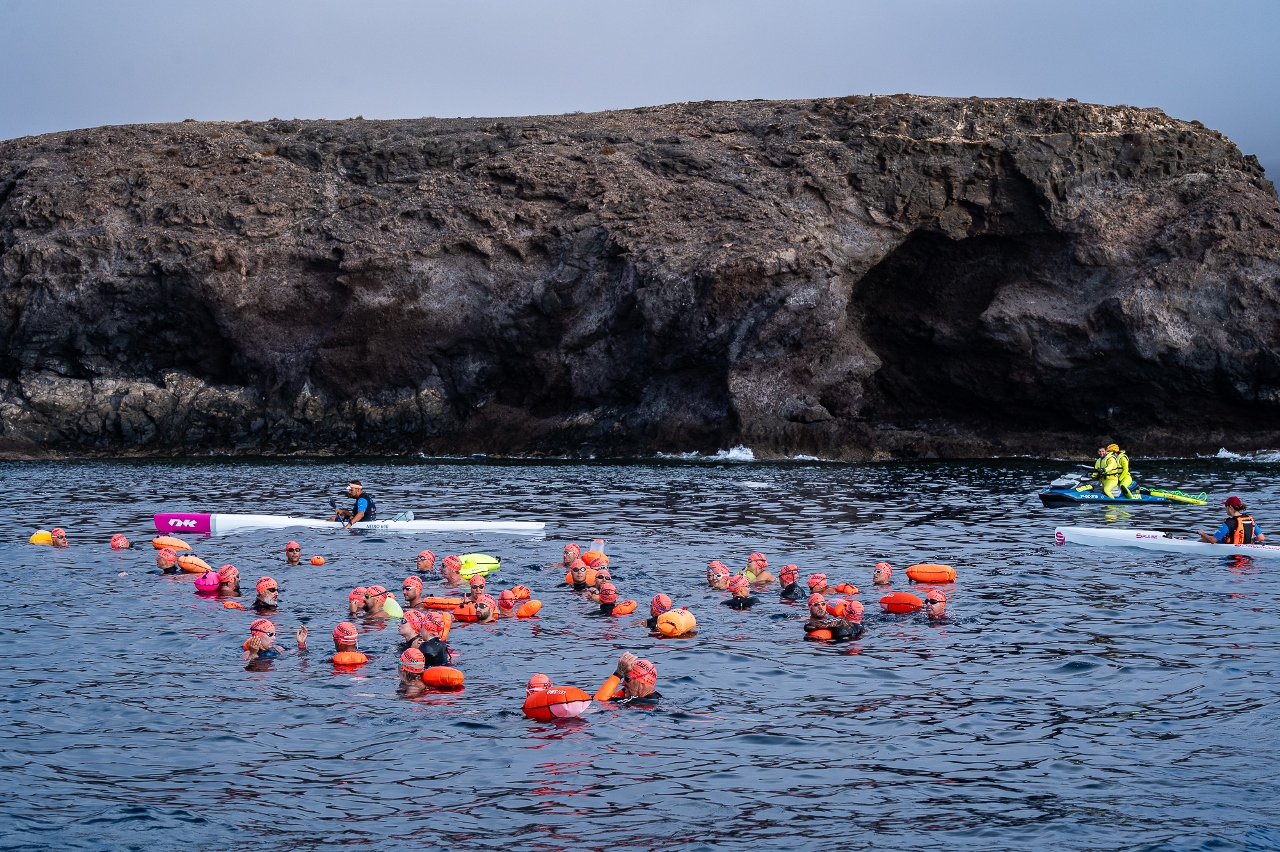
[256,576,279,607]
[156,548,177,572]
[562,543,581,567]
[779,565,799,586]
[474,593,497,623]
[284,541,302,566]
[727,575,750,597]
[527,673,552,694]
[873,563,893,585]
[416,550,436,573]
[402,576,423,605]
[808,593,826,619]
[218,564,240,590]
[925,589,947,619]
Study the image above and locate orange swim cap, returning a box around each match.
[422,611,446,634]
[332,622,358,645]
[285,540,300,551]
[349,586,367,603]
[629,659,657,686]
[569,558,587,571]
[598,582,618,604]
[443,555,462,571]
[498,589,516,609]
[651,594,673,616]
[403,609,429,631]
[747,552,767,567]
[808,593,825,606]
[586,556,608,569]
[256,576,278,595]
[365,585,388,602]
[779,564,799,584]
[511,585,531,600]
[158,548,177,562]
[476,593,497,611]
[250,618,275,636]
[727,575,748,593]
[527,673,552,694]
[417,550,436,567]
[874,562,893,578]
[403,576,423,592]
[807,573,828,589]
[926,589,947,603]
[399,648,426,673]
[110,533,130,550]
[708,560,728,573]
[595,567,612,581]
[843,599,865,621]
[51,528,66,537]
[563,543,581,559]
[218,564,239,583]
[469,575,486,588]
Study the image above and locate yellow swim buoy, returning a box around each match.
[29,530,53,545]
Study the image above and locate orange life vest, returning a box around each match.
[1226,515,1256,545]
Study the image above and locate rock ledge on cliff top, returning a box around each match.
[1,94,1278,459]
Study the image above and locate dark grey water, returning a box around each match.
[2,456,1278,851]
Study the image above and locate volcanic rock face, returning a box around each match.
[0,95,1277,458]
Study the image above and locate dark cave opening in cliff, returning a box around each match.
[853,229,1076,431]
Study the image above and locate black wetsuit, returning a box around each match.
[615,690,662,706]
[402,636,449,667]
[723,595,760,610]
[779,582,804,601]
[646,613,663,629]
[805,619,863,641]
[253,600,278,614]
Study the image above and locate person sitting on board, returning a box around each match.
[1198,496,1265,544]
[284,541,303,566]
[253,577,280,613]
[594,652,662,706]
[1109,444,1139,498]
[328,480,376,527]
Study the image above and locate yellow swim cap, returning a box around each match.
[1106,443,1120,453]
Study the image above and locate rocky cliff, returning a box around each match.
[1,95,1278,459]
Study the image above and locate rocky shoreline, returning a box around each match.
[1,95,1277,459]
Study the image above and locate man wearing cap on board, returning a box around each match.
[1198,496,1265,544]
[328,480,377,528]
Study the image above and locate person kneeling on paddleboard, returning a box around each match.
[1198,496,1265,544]
[329,480,376,527]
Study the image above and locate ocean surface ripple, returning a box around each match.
[2,458,1278,851]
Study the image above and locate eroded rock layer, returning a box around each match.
[1,95,1278,458]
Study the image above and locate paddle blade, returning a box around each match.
[383,597,404,619]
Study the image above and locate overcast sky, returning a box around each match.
[3,0,1277,176]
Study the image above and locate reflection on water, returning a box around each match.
[1,457,1279,850]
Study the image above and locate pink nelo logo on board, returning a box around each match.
[1055,531,1065,546]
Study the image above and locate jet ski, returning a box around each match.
[1039,474,1207,507]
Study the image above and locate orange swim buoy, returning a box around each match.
[906,564,956,583]
[438,611,452,641]
[656,608,697,637]
[332,651,368,666]
[516,600,543,618]
[565,568,598,586]
[152,536,192,551]
[177,554,211,574]
[610,600,637,616]
[223,601,246,610]
[522,686,592,721]
[511,585,531,600]
[879,591,924,613]
[834,583,859,594]
[421,596,463,610]
[310,556,325,566]
[580,550,608,566]
[422,666,465,689]
[451,603,478,623]
[804,628,834,641]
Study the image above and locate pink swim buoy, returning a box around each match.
[194,571,221,592]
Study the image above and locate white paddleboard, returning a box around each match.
[1055,526,1280,557]
[155,512,545,537]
